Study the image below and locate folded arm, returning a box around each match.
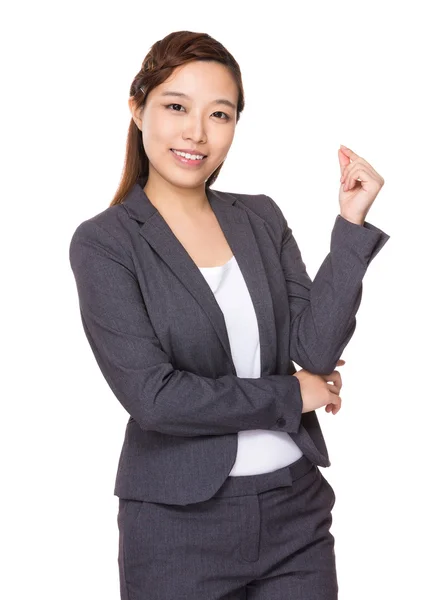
[69,220,303,436]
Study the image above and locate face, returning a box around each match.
[129,60,238,192]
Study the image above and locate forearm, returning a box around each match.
[289,214,389,374]
[83,316,303,437]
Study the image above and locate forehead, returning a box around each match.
[152,61,237,101]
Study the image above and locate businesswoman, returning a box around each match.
[69,30,389,600]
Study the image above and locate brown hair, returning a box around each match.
[110,31,245,207]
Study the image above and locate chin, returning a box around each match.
[168,175,207,189]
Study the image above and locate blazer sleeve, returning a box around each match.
[265,195,390,375]
[69,220,303,437]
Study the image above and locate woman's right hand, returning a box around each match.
[293,359,345,415]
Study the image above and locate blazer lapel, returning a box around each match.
[123,181,277,376]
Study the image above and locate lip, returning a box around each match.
[170,148,207,157]
[170,148,207,167]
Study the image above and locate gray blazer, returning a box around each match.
[69,177,389,505]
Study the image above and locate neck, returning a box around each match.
[144,178,210,218]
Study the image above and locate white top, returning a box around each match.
[198,255,303,476]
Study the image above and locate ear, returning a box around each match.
[128,97,143,131]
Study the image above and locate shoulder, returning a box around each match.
[69,202,134,269]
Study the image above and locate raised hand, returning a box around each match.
[338,145,385,225]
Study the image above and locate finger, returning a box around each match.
[323,370,342,385]
[340,159,364,185]
[340,145,359,161]
[338,148,350,176]
[340,164,352,183]
[327,395,341,414]
[341,155,382,185]
[346,151,382,179]
[326,374,342,392]
[330,371,342,389]
[331,396,342,414]
[344,165,367,190]
[328,387,342,400]
[333,396,342,413]
[326,383,341,394]
[322,373,342,392]
[345,166,371,191]
[336,359,346,366]
[343,163,365,183]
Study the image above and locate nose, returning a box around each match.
[182,113,207,144]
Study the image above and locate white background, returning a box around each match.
[2,1,442,598]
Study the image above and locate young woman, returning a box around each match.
[69,30,389,600]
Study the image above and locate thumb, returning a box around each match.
[338,147,349,175]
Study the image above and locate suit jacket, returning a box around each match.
[69,177,390,505]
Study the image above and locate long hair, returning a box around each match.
[110,31,245,207]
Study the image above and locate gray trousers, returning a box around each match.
[117,455,338,599]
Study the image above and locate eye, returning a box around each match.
[166,103,185,112]
[165,104,231,121]
[213,111,230,121]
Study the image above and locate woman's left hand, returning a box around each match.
[338,145,385,225]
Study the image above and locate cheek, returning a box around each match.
[214,130,235,160]
[144,114,176,143]
[142,127,175,160]
[218,123,235,147]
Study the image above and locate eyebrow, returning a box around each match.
[159,91,236,111]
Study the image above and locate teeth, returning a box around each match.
[172,149,205,160]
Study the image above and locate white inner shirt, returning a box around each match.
[198,255,303,476]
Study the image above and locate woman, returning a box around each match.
[69,30,389,600]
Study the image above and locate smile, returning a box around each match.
[170,149,207,166]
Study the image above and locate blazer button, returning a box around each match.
[276,417,286,427]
